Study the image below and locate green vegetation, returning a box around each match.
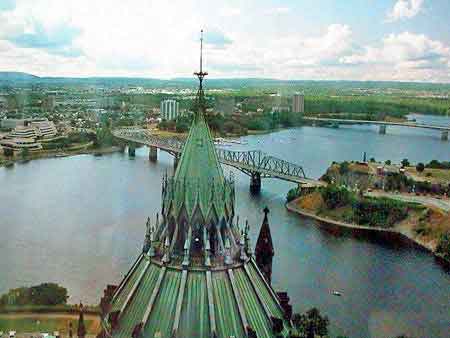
[321,185,353,209]
[292,308,329,338]
[425,159,450,170]
[0,317,92,333]
[304,94,449,116]
[317,185,420,228]
[401,158,410,167]
[416,162,425,173]
[436,231,450,261]
[94,127,116,147]
[0,283,68,307]
[41,132,95,150]
[20,147,29,159]
[286,187,301,202]
[353,197,411,228]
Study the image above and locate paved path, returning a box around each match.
[366,191,450,212]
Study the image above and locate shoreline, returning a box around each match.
[0,145,123,168]
[286,199,450,267]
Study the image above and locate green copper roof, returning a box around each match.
[108,256,295,338]
[174,109,224,187]
[162,102,234,224]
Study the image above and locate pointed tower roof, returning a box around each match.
[101,32,297,338]
[163,30,233,222]
[255,207,274,257]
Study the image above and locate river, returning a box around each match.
[0,114,449,338]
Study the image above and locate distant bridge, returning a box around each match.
[303,117,450,140]
[113,128,324,193]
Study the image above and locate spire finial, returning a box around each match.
[200,29,204,74]
[194,29,208,95]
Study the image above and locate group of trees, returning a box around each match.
[304,94,449,116]
[318,185,413,228]
[352,197,410,228]
[436,231,450,261]
[321,185,354,209]
[0,283,68,307]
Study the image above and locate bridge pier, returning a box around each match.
[379,125,387,134]
[250,172,261,194]
[174,154,180,169]
[128,145,136,157]
[441,131,448,141]
[149,146,158,162]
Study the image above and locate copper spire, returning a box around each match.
[194,30,208,113]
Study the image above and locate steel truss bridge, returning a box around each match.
[113,129,324,189]
[303,117,450,140]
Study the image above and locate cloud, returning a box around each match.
[203,29,233,49]
[387,0,424,22]
[340,32,449,66]
[9,23,82,57]
[0,0,448,82]
[219,6,241,17]
[0,0,15,11]
[340,32,450,81]
[274,7,290,14]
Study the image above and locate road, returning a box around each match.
[366,191,450,212]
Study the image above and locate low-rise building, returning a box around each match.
[27,118,57,138]
[0,137,43,153]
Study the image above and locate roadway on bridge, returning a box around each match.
[113,129,325,187]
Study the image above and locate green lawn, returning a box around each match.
[0,317,93,334]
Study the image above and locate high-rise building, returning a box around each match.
[292,93,304,113]
[160,99,179,120]
[99,34,298,338]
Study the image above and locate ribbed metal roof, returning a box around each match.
[108,255,293,338]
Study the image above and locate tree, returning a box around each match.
[436,231,450,261]
[339,161,350,175]
[292,308,329,338]
[369,157,376,163]
[20,147,29,159]
[416,162,425,173]
[321,185,352,209]
[3,147,14,157]
[385,160,391,165]
[401,158,410,167]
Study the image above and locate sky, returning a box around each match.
[0,0,449,82]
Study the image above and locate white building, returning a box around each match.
[292,93,305,113]
[160,99,179,121]
[27,118,57,138]
[0,137,43,153]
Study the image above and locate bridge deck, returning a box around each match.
[303,117,450,131]
[113,129,324,187]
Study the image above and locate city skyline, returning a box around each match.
[0,0,450,83]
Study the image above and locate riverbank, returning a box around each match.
[286,197,450,267]
[0,145,123,168]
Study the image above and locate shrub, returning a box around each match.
[320,185,353,209]
[416,162,425,172]
[353,197,409,228]
[286,187,301,202]
[436,231,450,261]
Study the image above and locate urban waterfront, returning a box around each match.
[1,115,449,338]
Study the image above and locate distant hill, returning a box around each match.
[0,71,449,92]
[0,72,40,82]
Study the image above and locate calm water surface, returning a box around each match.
[1,114,449,338]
